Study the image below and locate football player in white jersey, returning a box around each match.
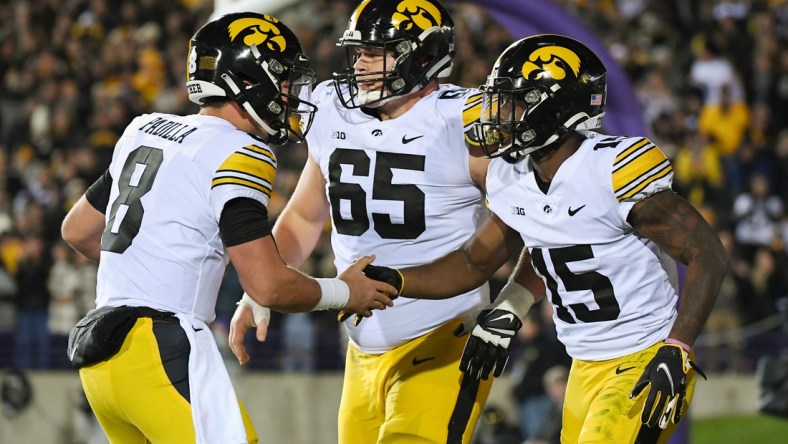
[60,13,397,444]
[363,35,729,443]
[228,1,544,442]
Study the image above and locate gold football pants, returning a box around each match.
[338,318,494,444]
[79,317,257,443]
[562,341,696,443]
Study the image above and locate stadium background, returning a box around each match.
[0,0,786,442]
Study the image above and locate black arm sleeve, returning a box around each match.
[85,169,112,214]
[219,198,272,247]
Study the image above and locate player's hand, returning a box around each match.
[229,295,270,366]
[454,308,522,380]
[339,263,404,326]
[338,255,397,318]
[630,343,706,428]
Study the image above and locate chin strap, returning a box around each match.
[220,73,286,143]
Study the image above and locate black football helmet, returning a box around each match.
[333,0,455,108]
[187,12,317,145]
[476,34,606,159]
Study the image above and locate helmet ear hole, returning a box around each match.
[235,74,256,86]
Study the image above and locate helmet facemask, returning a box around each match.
[474,34,608,161]
[478,77,533,159]
[332,0,455,109]
[275,54,318,144]
[334,40,407,108]
[478,76,569,160]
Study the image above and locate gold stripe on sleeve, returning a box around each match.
[211,177,272,196]
[613,138,649,165]
[243,144,276,162]
[617,163,673,201]
[215,152,276,186]
[612,146,667,193]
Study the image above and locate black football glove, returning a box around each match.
[630,344,707,428]
[338,264,404,325]
[454,308,522,380]
[360,264,404,295]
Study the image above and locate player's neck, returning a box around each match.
[531,132,584,181]
[376,82,439,121]
[199,102,269,141]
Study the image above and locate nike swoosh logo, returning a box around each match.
[193,327,203,332]
[402,134,423,144]
[615,365,636,374]
[657,363,674,393]
[491,313,515,323]
[568,205,586,216]
[412,356,436,366]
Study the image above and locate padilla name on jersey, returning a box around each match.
[486,132,679,361]
[308,81,490,354]
[96,112,276,323]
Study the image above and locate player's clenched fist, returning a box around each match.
[630,343,706,429]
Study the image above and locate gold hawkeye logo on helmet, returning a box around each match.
[393,0,442,31]
[521,46,581,81]
[228,16,286,52]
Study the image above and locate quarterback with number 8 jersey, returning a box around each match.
[60,13,397,444]
[370,34,727,444]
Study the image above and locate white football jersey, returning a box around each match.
[96,112,277,323]
[486,132,679,361]
[308,81,490,353]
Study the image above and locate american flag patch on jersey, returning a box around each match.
[590,94,603,105]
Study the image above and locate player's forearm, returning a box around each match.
[669,244,728,346]
[400,248,506,299]
[401,215,521,299]
[272,209,324,268]
[510,249,546,303]
[68,240,101,263]
[272,154,330,268]
[229,236,324,312]
[61,195,104,262]
[242,266,322,312]
[629,191,729,347]
[61,234,101,262]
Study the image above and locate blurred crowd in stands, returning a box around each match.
[0,0,785,395]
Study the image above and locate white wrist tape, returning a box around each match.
[490,281,535,322]
[237,293,271,326]
[313,278,350,311]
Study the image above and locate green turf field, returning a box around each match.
[691,414,788,444]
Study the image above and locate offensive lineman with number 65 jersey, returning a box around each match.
[364,35,728,444]
[60,13,397,444]
[229,1,545,442]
